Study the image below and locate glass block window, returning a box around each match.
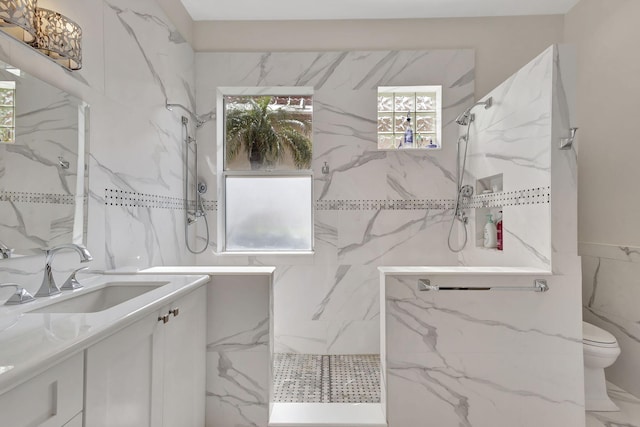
[0,81,16,144]
[377,85,442,150]
[219,87,314,253]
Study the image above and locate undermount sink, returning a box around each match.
[29,281,169,314]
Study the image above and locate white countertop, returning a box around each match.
[0,273,209,395]
[378,266,552,275]
[138,266,276,275]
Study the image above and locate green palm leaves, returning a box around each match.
[225,96,312,170]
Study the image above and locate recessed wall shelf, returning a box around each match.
[475,174,503,250]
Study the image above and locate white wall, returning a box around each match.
[193,15,565,100]
[458,46,554,269]
[194,49,473,355]
[0,0,196,294]
[383,46,584,427]
[565,0,640,398]
[565,0,640,247]
[189,13,567,357]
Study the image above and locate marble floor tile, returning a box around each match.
[273,353,380,404]
[586,382,640,427]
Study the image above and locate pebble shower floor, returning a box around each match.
[273,353,381,403]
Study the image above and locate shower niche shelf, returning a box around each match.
[475,174,503,250]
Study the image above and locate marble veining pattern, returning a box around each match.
[458,45,559,270]
[582,242,640,398]
[205,275,270,427]
[586,383,640,427]
[384,270,585,427]
[0,66,84,253]
[196,49,474,356]
[380,45,584,427]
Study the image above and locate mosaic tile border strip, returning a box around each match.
[273,353,381,404]
[314,187,549,211]
[103,186,548,212]
[315,199,456,211]
[0,191,75,205]
[460,186,550,209]
[104,189,217,211]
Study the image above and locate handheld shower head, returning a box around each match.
[455,111,472,126]
[455,97,493,126]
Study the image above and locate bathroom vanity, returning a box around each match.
[0,274,209,427]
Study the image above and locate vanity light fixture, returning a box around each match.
[0,0,37,44]
[0,1,82,71]
[35,7,82,70]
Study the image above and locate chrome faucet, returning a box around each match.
[0,283,36,305]
[35,244,93,297]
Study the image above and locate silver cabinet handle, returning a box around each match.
[169,308,179,317]
[158,314,170,324]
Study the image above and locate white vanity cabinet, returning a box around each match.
[62,412,83,427]
[0,353,84,427]
[84,286,206,427]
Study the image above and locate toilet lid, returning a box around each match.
[583,322,618,346]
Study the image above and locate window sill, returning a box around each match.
[215,251,315,256]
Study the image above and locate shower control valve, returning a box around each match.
[457,209,469,224]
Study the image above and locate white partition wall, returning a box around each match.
[381,45,585,427]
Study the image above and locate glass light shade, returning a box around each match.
[35,8,82,70]
[0,0,37,43]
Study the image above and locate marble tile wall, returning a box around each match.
[205,275,271,427]
[194,50,474,355]
[384,270,585,426]
[0,0,196,293]
[581,242,640,399]
[458,45,555,269]
[382,45,585,426]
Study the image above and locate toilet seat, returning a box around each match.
[583,322,618,348]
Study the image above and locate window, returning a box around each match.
[0,81,16,144]
[219,88,314,253]
[377,85,442,150]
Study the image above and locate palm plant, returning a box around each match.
[225,96,312,170]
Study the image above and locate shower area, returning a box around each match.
[194,48,477,424]
[273,353,380,403]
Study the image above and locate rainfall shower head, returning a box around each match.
[166,102,211,128]
[455,97,493,126]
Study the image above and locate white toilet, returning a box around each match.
[583,321,621,411]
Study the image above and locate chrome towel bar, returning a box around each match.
[417,279,549,293]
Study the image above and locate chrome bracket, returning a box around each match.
[534,279,549,292]
[418,279,439,292]
[560,127,578,150]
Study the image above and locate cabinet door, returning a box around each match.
[62,412,83,427]
[0,353,83,427]
[85,310,165,427]
[162,286,206,427]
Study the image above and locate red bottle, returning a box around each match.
[496,210,503,251]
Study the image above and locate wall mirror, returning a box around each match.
[0,58,89,257]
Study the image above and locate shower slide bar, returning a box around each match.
[417,278,549,293]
